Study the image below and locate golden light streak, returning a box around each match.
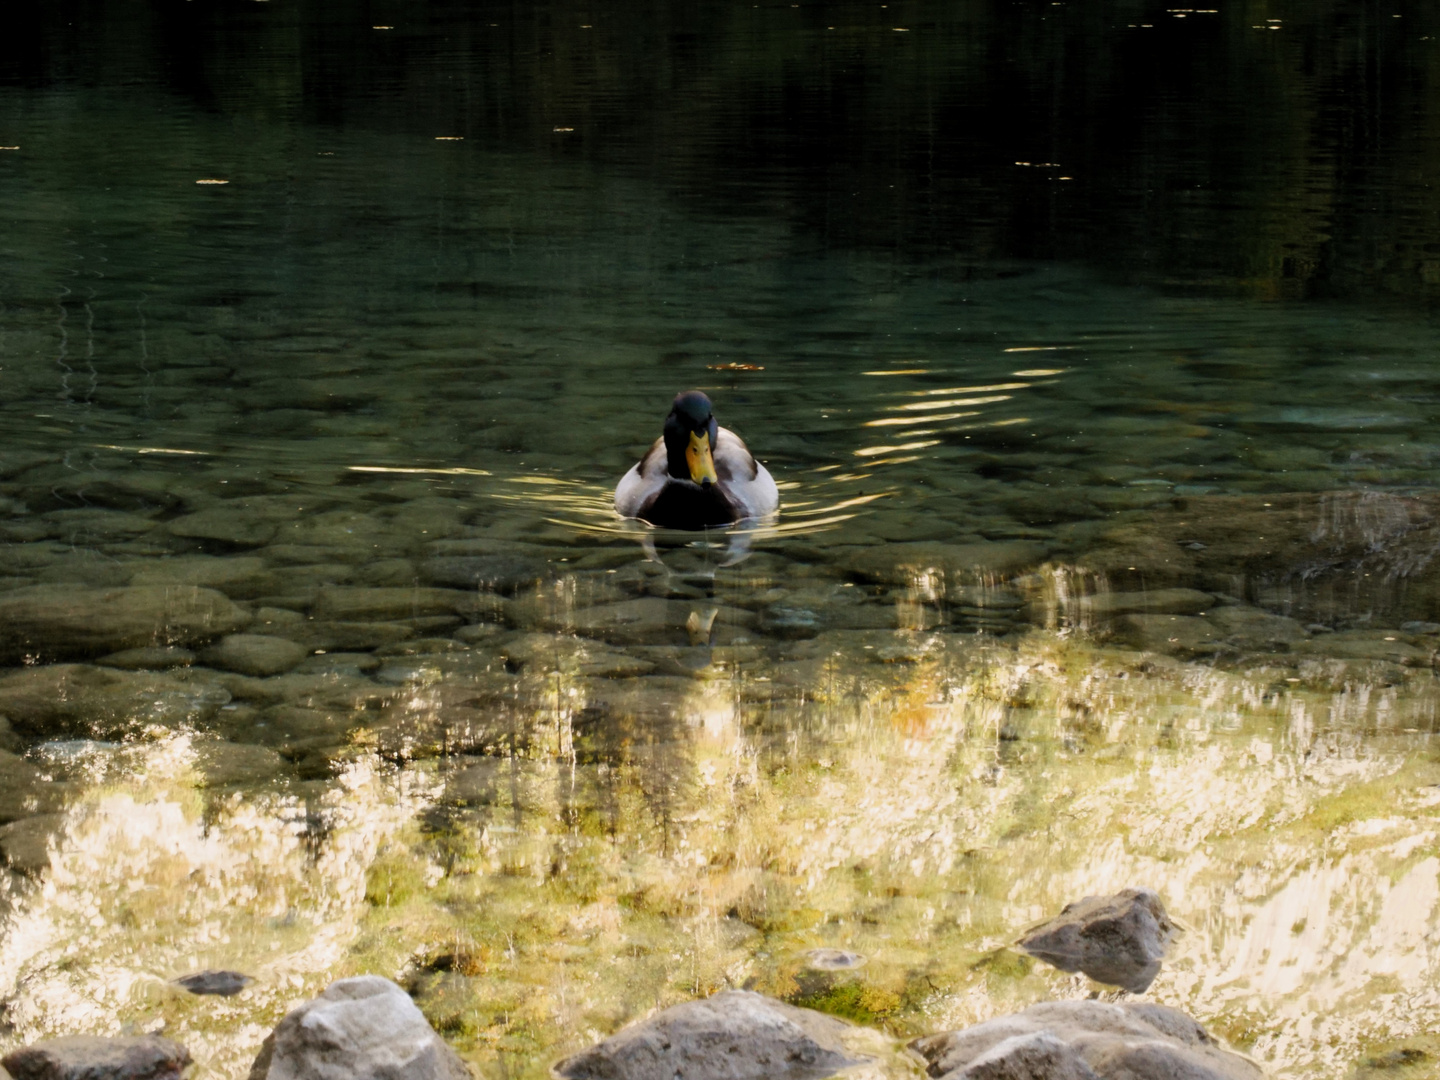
[865,411,979,427]
[862,369,929,376]
[434,136,464,141]
[347,465,492,476]
[786,492,890,516]
[855,440,940,457]
[195,179,229,185]
[1013,368,1066,377]
[908,382,1029,396]
[891,394,1012,412]
[1003,345,1077,353]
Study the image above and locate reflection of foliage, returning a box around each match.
[7,2,1440,301]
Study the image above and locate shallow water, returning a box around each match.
[2,3,1440,1078]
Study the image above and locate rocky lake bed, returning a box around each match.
[0,458,1437,1078]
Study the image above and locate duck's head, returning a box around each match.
[663,390,719,488]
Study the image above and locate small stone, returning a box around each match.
[201,634,308,677]
[421,553,548,593]
[247,975,470,1080]
[2,1034,190,1080]
[174,970,253,996]
[553,989,863,1080]
[95,647,196,671]
[1017,887,1177,993]
[803,948,866,971]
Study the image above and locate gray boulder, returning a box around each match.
[553,989,864,1080]
[0,584,250,662]
[911,1000,1261,1080]
[247,975,471,1080]
[2,1034,190,1079]
[1017,888,1176,993]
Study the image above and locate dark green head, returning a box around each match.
[663,390,719,485]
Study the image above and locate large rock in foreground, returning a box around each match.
[248,975,471,1080]
[911,1000,1261,1080]
[1017,888,1177,993]
[2,1033,190,1079]
[554,989,880,1080]
[0,584,250,662]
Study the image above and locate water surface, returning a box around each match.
[2,3,1440,1078]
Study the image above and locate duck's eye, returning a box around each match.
[687,430,718,487]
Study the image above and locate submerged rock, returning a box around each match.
[247,974,471,1080]
[201,634,308,677]
[95,646,197,671]
[911,1000,1260,1080]
[421,553,548,593]
[1017,888,1177,993]
[0,584,250,662]
[174,970,253,996]
[168,507,279,547]
[0,749,70,824]
[0,813,65,877]
[0,665,231,740]
[553,989,865,1080]
[1067,589,1214,620]
[2,1034,191,1080]
[1107,614,1221,659]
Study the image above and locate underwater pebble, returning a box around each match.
[168,506,279,547]
[1067,588,1215,620]
[0,813,64,877]
[173,970,253,996]
[0,584,250,663]
[190,739,293,786]
[803,948,867,971]
[201,634,308,677]
[95,646,196,671]
[841,540,1048,587]
[0,749,68,825]
[1107,614,1222,658]
[0,664,231,740]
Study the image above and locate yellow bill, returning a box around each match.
[687,430,718,486]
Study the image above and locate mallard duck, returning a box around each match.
[615,390,779,529]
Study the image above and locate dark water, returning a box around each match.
[2,4,1440,1079]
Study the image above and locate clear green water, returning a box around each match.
[3,3,1440,1078]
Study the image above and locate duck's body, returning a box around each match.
[615,392,779,529]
